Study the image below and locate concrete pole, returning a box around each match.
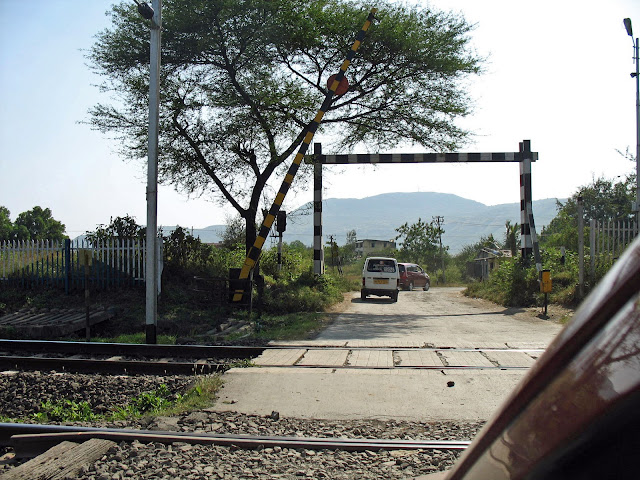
[145,0,161,344]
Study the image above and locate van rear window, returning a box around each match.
[367,260,396,273]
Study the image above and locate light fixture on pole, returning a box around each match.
[623,18,639,215]
[134,0,162,344]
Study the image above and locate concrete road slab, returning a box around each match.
[254,348,306,366]
[396,349,442,367]
[213,367,527,422]
[439,351,495,367]
[484,350,537,367]
[297,349,349,367]
[348,349,394,367]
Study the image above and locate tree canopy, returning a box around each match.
[0,206,66,242]
[394,217,442,270]
[88,0,482,251]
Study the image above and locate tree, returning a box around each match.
[220,215,247,250]
[85,215,145,244]
[13,206,66,241]
[504,220,520,257]
[340,229,358,264]
[87,0,482,255]
[0,207,13,242]
[394,218,441,270]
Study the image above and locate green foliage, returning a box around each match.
[260,243,311,279]
[395,217,444,271]
[219,215,247,250]
[85,214,145,243]
[541,174,636,250]
[34,399,98,423]
[339,229,358,265]
[163,226,214,277]
[466,257,539,306]
[28,380,222,423]
[504,220,520,257]
[0,206,67,242]
[88,0,482,252]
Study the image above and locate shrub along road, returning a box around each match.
[213,288,565,422]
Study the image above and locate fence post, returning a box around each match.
[64,238,71,295]
[590,219,595,282]
[577,197,584,298]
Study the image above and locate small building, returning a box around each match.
[467,248,512,280]
[355,239,397,258]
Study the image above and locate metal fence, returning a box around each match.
[0,238,156,292]
[589,219,639,278]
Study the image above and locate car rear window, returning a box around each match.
[367,260,397,273]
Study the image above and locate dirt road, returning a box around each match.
[317,287,564,347]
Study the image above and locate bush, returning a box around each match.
[466,257,539,306]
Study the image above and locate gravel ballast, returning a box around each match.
[0,371,484,479]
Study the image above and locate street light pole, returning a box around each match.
[624,18,640,216]
[137,0,162,344]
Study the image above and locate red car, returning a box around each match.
[398,263,430,291]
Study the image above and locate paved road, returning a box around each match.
[213,287,564,422]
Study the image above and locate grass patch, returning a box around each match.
[92,332,177,345]
[246,312,330,341]
[25,376,223,424]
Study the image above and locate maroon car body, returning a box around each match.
[398,263,430,291]
[438,237,640,479]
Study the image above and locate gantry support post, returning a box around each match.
[313,143,325,275]
[519,140,533,262]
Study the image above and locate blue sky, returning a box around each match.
[1,0,639,238]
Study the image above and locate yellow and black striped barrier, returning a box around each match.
[232,8,378,303]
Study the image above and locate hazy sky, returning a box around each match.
[1,0,639,238]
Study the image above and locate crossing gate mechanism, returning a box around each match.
[311,140,541,275]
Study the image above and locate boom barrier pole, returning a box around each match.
[232,8,378,302]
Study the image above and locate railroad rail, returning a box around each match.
[0,423,471,459]
[0,340,543,374]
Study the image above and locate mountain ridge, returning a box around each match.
[169,192,562,254]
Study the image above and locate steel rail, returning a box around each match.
[0,423,470,459]
[0,355,228,375]
[0,339,543,354]
[0,355,531,374]
[259,364,531,370]
[0,339,265,358]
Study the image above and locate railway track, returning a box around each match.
[0,340,543,374]
[0,422,471,459]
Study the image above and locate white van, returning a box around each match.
[361,256,399,302]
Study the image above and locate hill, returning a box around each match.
[177,192,562,254]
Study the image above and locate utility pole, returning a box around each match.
[134,0,162,345]
[327,235,336,272]
[433,216,445,284]
[623,18,639,218]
